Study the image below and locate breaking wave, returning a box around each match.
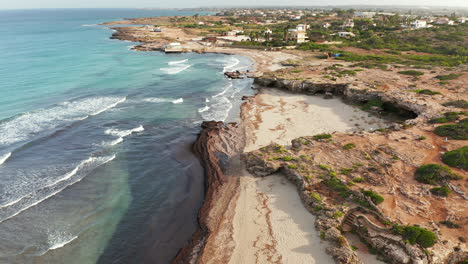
[168,59,188,65]
[0,96,127,147]
[0,152,11,165]
[0,155,116,223]
[143,97,183,104]
[103,125,144,146]
[160,64,191,75]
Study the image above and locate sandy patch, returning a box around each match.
[244,89,389,152]
[229,173,333,264]
[229,89,391,263]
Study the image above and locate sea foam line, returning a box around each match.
[104,125,144,146]
[223,57,240,72]
[0,155,116,223]
[0,96,127,146]
[160,64,191,75]
[143,97,184,104]
[168,59,188,65]
[0,152,11,165]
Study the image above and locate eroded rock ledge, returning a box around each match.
[173,121,244,264]
[253,77,449,123]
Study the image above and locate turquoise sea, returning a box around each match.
[0,9,253,264]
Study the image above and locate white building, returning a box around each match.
[354,12,376,18]
[411,20,427,29]
[435,18,454,25]
[342,19,354,28]
[458,17,466,23]
[321,22,331,28]
[337,32,356,38]
[296,24,309,31]
[288,30,307,43]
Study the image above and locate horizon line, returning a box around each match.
[1,4,468,10]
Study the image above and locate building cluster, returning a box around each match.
[195,8,468,45]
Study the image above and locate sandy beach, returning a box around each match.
[243,88,389,152]
[227,88,391,263]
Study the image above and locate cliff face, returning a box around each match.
[173,121,244,264]
[254,77,448,123]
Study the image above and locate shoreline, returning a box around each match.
[106,17,467,264]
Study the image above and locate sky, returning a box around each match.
[1,0,467,9]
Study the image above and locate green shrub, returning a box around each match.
[323,176,351,198]
[434,121,468,140]
[418,136,427,140]
[319,164,330,171]
[313,133,332,140]
[442,100,468,109]
[288,164,298,169]
[282,156,294,161]
[415,164,461,185]
[434,73,462,80]
[362,190,384,205]
[430,186,451,197]
[352,177,365,183]
[310,192,322,202]
[340,168,353,175]
[439,220,460,229]
[343,143,356,150]
[412,89,441,95]
[429,112,460,123]
[441,146,467,170]
[402,226,438,248]
[333,211,344,218]
[398,70,424,76]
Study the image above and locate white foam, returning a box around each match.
[143,97,184,104]
[160,64,191,75]
[198,106,210,113]
[212,83,233,98]
[35,232,80,256]
[103,125,144,146]
[168,59,188,65]
[81,24,98,27]
[0,152,11,165]
[0,155,116,223]
[105,125,144,138]
[0,97,127,146]
[223,57,240,72]
[200,96,232,122]
[172,98,183,104]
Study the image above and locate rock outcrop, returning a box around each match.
[253,77,449,123]
[173,121,244,264]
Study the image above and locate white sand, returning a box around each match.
[244,89,389,152]
[229,89,389,263]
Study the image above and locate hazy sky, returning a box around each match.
[1,0,467,9]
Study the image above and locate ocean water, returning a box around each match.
[0,9,254,264]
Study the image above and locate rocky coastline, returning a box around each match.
[173,121,245,264]
[105,17,467,264]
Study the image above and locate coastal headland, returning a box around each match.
[106,13,467,264]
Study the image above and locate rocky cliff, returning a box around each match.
[172,121,244,264]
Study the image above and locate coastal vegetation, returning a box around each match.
[429,112,463,123]
[430,186,451,197]
[441,146,467,170]
[434,119,468,140]
[414,164,461,185]
[398,70,424,76]
[361,190,384,205]
[313,133,332,140]
[393,225,438,248]
[442,100,468,109]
